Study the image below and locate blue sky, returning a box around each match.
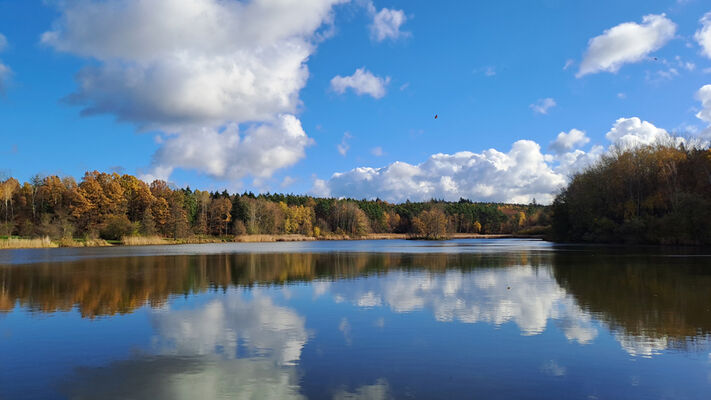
[1,0,711,203]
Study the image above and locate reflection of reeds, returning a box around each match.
[0,237,56,249]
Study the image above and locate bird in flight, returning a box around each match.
[434,114,438,119]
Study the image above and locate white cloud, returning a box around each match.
[330,67,390,99]
[43,0,346,181]
[337,132,352,156]
[530,98,557,115]
[363,1,408,42]
[0,33,10,92]
[371,146,384,156]
[605,117,675,149]
[312,116,694,204]
[549,129,590,154]
[320,140,568,204]
[617,92,626,99]
[696,84,711,124]
[675,55,695,71]
[554,145,604,178]
[141,114,312,181]
[696,12,711,59]
[577,14,676,77]
[563,59,575,70]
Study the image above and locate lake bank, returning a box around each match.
[0,233,544,249]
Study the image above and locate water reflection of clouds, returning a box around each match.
[322,267,599,345]
[615,333,668,358]
[152,294,308,365]
[65,293,308,399]
[332,379,391,400]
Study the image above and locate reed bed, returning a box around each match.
[0,236,57,249]
[57,237,112,247]
[121,235,167,246]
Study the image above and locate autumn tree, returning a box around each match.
[329,201,370,236]
[412,208,449,240]
[209,197,232,236]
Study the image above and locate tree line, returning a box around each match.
[551,142,711,245]
[0,171,549,241]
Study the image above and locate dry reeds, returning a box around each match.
[121,235,167,246]
[0,236,56,249]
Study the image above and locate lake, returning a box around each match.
[1,239,710,399]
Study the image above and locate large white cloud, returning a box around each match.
[331,67,390,99]
[696,12,711,59]
[312,115,700,203]
[317,140,568,204]
[43,0,345,181]
[605,117,676,149]
[143,115,312,181]
[577,14,676,77]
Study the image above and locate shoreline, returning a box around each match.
[0,233,544,250]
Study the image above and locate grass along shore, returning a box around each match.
[0,233,545,249]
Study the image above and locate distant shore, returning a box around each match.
[0,233,544,250]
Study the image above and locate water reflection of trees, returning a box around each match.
[552,252,711,349]
[3,250,710,350]
[0,252,543,317]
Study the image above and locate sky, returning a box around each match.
[1,0,711,204]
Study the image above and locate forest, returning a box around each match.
[551,142,711,245]
[0,171,549,246]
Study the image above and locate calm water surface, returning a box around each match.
[1,239,710,399]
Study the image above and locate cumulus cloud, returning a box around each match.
[530,98,556,115]
[554,145,605,179]
[577,14,676,77]
[330,67,390,99]
[605,117,675,149]
[549,129,590,154]
[696,12,711,59]
[313,115,699,203]
[0,33,10,92]
[696,84,711,124]
[363,1,408,42]
[43,0,346,181]
[318,140,568,204]
[143,115,312,181]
